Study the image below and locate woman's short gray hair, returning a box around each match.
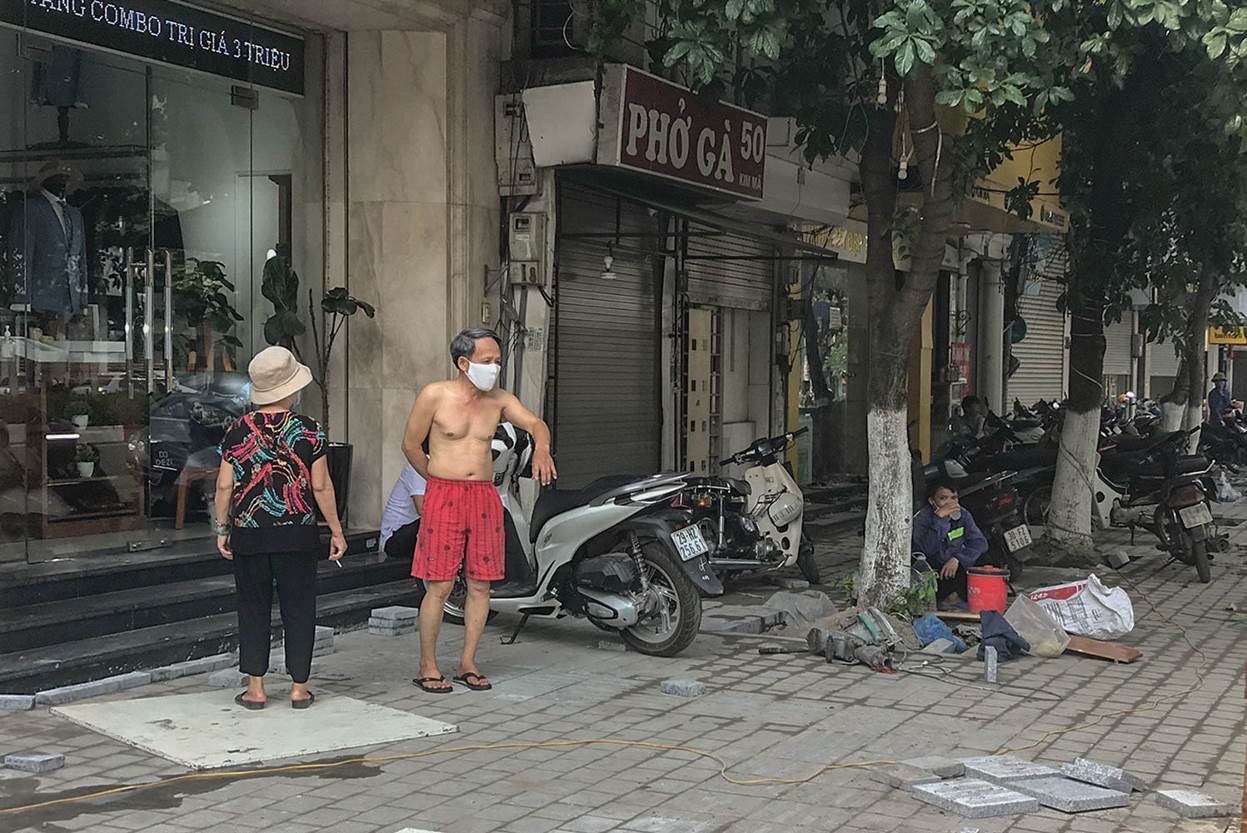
[450,327,501,364]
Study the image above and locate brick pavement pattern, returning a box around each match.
[0,521,1243,832]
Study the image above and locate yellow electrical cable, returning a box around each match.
[0,738,899,818]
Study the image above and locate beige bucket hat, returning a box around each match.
[248,346,313,405]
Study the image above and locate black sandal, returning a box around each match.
[234,692,265,710]
[291,692,315,710]
[413,676,453,694]
[453,672,492,691]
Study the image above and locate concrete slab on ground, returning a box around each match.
[1011,776,1131,813]
[50,691,456,770]
[909,778,1041,818]
[962,754,1063,784]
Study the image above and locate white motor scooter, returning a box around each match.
[689,426,819,585]
[418,424,721,657]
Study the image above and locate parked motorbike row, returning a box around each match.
[930,398,1226,583]
[413,424,818,658]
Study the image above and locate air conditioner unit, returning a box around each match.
[495,95,540,196]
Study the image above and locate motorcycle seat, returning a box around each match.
[529,475,642,542]
[727,477,751,496]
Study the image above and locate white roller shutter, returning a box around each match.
[554,182,661,488]
[1010,278,1067,405]
[1150,340,1182,377]
[1103,317,1133,376]
[684,226,774,310]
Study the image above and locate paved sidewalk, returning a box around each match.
[0,525,1243,833]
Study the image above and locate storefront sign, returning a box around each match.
[950,341,972,388]
[602,65,767,200]
[1209,326,1247,345]
[3,0,305,95]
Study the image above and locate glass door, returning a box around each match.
[140,64,254,546]
[1,33,155,563]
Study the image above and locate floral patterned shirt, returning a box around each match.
[219,410,326,554]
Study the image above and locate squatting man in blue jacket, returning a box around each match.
[911,480,988,610]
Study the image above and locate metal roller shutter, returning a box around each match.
[1010,278,1067,405]
[1150,339,1182,377]
[1103,317,1133,376]
[684,225,774,310]
[554,183,661,487]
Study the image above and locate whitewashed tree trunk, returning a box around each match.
[1184,404,1202,453]
[1160,401,1184,432]
[860,408,912,606]
[1048,408,1099,547]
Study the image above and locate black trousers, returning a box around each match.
[233,551,319,684]
[937,566,969,603]
[383,519,421,562]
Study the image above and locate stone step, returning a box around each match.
[0,579,421,694]
[0,550,410,652]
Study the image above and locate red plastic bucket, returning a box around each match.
[966,566,1010,613]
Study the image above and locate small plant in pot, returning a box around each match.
[73,442,99,479]
[66,399,91,430]
[262,253,375,521]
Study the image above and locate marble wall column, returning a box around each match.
[341,19,503,528]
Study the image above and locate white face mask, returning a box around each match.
[465,361,501,392]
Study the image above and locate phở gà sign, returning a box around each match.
[2,0,305,95]
[601,65,767,200]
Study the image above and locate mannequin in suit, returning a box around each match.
[7,161,87,337]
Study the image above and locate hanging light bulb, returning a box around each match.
[876,75,888,106]
[898,156,909,181]
[601,244,618,280]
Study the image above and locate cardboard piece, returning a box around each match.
[1064,635,1142,663]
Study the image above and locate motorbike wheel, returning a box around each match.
[1023,486,1051,526]
[1190,537,1212,584]
[419,575,499,627]
[796,535,821,584]
[620,541,702,657]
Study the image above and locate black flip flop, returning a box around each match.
[413,676,453,694]
[453,672,493,691]
[234,692,265,710]
[291,692,315,710]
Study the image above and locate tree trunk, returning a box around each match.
[1163,267,1218,436]
[854,66,958,608]
[1048,283,1104,549]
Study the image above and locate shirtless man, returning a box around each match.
[402,328,556,693]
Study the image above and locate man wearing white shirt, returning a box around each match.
[380,463,427,560]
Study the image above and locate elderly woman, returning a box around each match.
[215,346,347,710]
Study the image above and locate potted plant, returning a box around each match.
[262,254,375,520]
[66,399,91,430]
[73,442,99,478]
[173,259,244,371]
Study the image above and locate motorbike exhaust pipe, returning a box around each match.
[577,588,640,628]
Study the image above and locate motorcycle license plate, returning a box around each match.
[1004,524,1032,553]
[671,524,710,561]
[1179,503,1213,529]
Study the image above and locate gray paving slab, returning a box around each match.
[148,653,233,682]
[901,755,965,778]
[0,694,35,710]
[1011,776,1131,813]
[207,669,249,688]
[1061,757,1148,792]
[660,679,707,697]
[870,763,943,789]
[370,605,420,622]
[4,752,65,773]
[33,671,152,706]
[961,755,1062,784]
[1156,789,1235,818]
[909,778,1040,818]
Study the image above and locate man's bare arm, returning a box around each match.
[501,393,557,485]
[402,388,438,480]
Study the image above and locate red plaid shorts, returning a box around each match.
[410,478,505,582]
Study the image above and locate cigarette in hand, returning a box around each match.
[334,559,342,568]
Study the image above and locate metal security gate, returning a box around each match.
[553,182,661,487]
[684,225,774,311]
[1102,316,1134,397]
[1010,278,1067,405]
